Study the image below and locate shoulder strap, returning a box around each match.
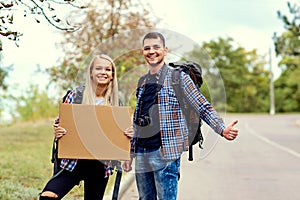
[158,64,169,87]
[137,74,147,88]
[73,85,85,104]
[171,67,181,85]
[62,90,72,102]
[171,68,188,115]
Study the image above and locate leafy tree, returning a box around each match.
[47,0,157,91]
[11,84,58,122]
[273,1,300,112]
[186,37,269,113]
[0,53,13,116]
[0,67,7,90]
[0,54,9,90]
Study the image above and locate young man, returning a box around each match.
[123,32,238,200]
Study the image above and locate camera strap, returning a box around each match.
[136,64,168,121]
[139,64,168,97]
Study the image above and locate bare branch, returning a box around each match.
[49,0,87,9]
[27,0,80,31]
[0,1,14,9]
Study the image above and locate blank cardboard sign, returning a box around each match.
[58,103,132,160]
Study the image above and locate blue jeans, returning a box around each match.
[135,146,180,200]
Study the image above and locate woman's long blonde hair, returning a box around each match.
[82,54,119,106]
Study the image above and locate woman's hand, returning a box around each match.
[124,125,134,138]
[53,124,67,139]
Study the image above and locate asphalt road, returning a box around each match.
[116,114,300,200]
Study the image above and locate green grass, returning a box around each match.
[0,120,117,200]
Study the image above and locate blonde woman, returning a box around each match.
[40,54,120,200]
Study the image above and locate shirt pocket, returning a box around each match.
[166,91,180,110]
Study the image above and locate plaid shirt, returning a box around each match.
[131,64,225,160]
[54,89,113,178]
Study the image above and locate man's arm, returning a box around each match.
[180,72,238,140]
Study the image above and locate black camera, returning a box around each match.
[136,115,151,127]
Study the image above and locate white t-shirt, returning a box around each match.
[95,97,105,105]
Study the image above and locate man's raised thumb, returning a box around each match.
[230,119,238,127]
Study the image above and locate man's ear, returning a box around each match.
[164,47,168,56]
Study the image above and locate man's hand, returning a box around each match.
[124,126,134,138]
[222,119,238,140]
[122,159,133,172]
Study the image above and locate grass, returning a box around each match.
[0,120,117,200]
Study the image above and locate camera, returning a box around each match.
[135,115,151,127]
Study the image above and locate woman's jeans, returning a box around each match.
[135,146,180,200]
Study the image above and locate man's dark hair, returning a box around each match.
[142,32,166,47]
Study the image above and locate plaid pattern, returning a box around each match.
[131,65,225,161]
[56,89,113,177]
[104,161,114,178]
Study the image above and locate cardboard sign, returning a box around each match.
[58,103,132,160]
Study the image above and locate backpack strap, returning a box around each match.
[73,85,85,104]
[171,67,181,86]
[171,68,190,120]
[137,74,147,88]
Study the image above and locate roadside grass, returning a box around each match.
[0,120,116,200]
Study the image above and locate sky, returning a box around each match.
[0,0,295,120]
[150,0,288,54]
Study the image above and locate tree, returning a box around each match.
[0,54,9,90]
[0,0,86,97]
[273,1,300,112]
[47,0,157,91]
[274,1,300,57]
[0,52,13,116]
[0,66,7,115]
[11,84,58,122]
[0,0,86,51]
[186,37,269,113]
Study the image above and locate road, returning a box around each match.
[117,114,300,200]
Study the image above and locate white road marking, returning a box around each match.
[245,123,300,158]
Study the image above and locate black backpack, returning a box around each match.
[169,61,204,161]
